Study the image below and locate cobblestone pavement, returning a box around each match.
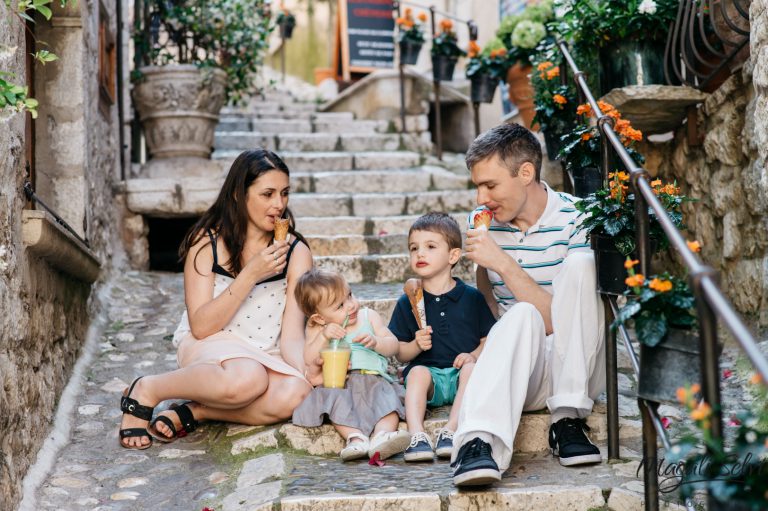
[28,271,766,510]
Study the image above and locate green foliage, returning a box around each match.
[575,173,690,256]
[611,271,697,347]
[465,40,509,81]
[395,9,426,45]
[275,9,295,27]
[133,0,273,105]
[530,43,578,135]
[1,0,71,117]
[430,28,466,59]
[496,0,555,67]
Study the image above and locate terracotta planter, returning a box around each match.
[132,65,227,160]
[314,67,335,84]
[506,64,535,128]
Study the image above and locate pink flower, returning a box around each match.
[378,229,389,236]
[728,416,741,427]
[722,369,733,379]
[660,417,671,429]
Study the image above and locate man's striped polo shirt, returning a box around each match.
[468,182,591,313]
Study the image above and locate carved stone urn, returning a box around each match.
[132,65,227,160]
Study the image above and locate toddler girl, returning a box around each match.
[292,269,410,461]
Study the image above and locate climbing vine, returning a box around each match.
[1,0,68,118]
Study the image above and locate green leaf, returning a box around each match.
[635,312,667,347]
[611,300,641,328]
[35,4,52,19]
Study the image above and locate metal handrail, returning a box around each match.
[557,39,768,511]
[23,180,90,248]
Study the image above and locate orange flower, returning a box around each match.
[651,179,662,187]
[576,103,592,116]
[649,278,673,292]
[676,386,688,404]
[624,259,639,269]
[623,127,642,142]
[417,12,428,22]
[404,7,412,16]
[614,171,630,182]
[662,183,680,195]
[690,383,701,394]
[546,66,560,80]
[488,48,506,58]
[749,373,763,385]
[537,61,553,71]
[553,94,567,105]
[625,274,645,287]
[467,40,481,58]
[440,18,453,32]
[396,17,407,25]
[690,402,712,421]
[687,240,701,253]
[581,132,592,141]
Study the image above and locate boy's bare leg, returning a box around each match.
[404,366,434,433]
[446,363,475,431]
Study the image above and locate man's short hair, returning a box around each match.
[408,212,462,251]
[465,123,542,181]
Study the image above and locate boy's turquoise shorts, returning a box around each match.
[405,366,460,407]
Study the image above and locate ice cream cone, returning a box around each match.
[403,278,427,329]
[473,209,493,231]
[274,218,290,241]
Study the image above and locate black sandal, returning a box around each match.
[148,401,198,443]
[119,377,154,450]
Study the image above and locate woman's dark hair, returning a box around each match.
[178,149,307,275]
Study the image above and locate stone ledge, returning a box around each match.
[601,85,708,134]
[22,210,101,283]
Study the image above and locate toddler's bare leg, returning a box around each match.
[404,366,433,434]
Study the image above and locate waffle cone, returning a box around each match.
[274,218,290,241]
[403,278,426,329]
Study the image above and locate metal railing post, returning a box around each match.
[640,399,660,511]
[429,6,442,160]
[393,1,407,134]
[604,297,620,460]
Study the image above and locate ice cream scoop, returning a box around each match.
[403,278,426,330]
[473,209,493,230]
[274,218,290,241]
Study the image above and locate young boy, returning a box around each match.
[389,212,496,462]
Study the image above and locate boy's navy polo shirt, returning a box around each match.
[388,278,497,379]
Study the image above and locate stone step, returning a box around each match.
[288,190,475,217]
[295,213,468,236]
[292,169,435,194]
[213,151,423,172]
[214,132,430,154]
[214,131,276,151]
[255,118,313,133]
[313,119,385,134]
[313,254,474,284]
[306,233,409,257]
[350,282,402,318]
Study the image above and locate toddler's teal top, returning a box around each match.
[342,308,393,382]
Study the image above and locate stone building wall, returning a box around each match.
[638,3,768,327]
[0,1,121,508]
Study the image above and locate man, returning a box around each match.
[451,123,606,487]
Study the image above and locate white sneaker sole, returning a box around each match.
[368,431,411,460]
[557,452,603,466]
[453,468,501,487]
[340,446,369,461]
[403,450,435,462]
[435,446,452,459]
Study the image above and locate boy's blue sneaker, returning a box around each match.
[434,428,454,459]
[404,432,435,462]
[451,437,501,486]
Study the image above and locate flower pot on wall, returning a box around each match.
[506,63,535,128]
[470,73,498,103]
[598,40,666,95]
[399,40,422,65]
[132,65,227,160]
[432,55,458,81]
[637,329,701,405]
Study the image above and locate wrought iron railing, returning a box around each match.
[23,179,90,248]
[665,0,750,90]
[557,39,768,511]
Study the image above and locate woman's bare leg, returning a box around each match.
[120,358,269,448]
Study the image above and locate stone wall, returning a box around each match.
[0,1,121,508]
[637,2,768,327]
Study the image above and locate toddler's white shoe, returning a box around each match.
[368,430,411,460]
[340,432,370,461]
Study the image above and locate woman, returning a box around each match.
[119,149,313,449]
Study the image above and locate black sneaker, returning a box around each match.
[549,417,602,466]
[434,428,453,458]
[404,432,434,462]
[451,437,501,486]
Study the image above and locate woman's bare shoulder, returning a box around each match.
[184,229,215,276]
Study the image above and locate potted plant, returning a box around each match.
[531,59,577,160]
[430,18,466,81]
[276,8,296,39]
[560,100,644,197]
[465,38,510,104]
[132,0,272,161]
[612,263,700,404]
[574,173,690,294]
[496,0,553,127]
[670,379,768,509]
[556,0,679,94]
[396,8,428,65]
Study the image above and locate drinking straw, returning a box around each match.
[330,314,350,350]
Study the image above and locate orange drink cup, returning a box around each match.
[320,346,351,388]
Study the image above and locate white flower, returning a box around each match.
[638,0,657,15]
[745,431,757,444]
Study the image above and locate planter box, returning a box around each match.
[638,329,701,405]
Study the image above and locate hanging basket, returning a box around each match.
[591,233,657,295]
[470,73,498,103]
[399,40,422,65]
[432,55,457,81]
[571,166,602,198]
[637,329,702,405]
[598,40,666,95]
[280,22,295,39]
